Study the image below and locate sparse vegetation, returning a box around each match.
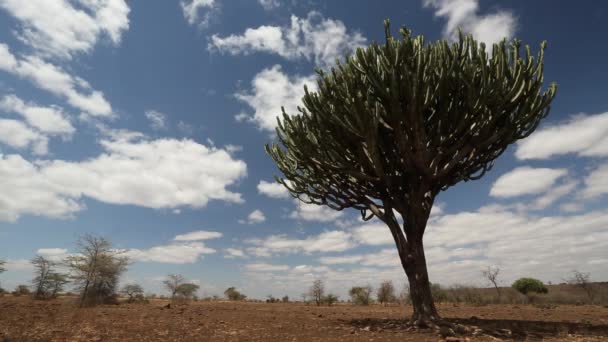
[121,284,145,303]
[163,274,185,301]
[175,283,199,301]
[12,285,30,296]
[513,278,549,295]
[66,235,129,307]
[482,266,502,301]
[377,280,396,306]
[31,255,67,299]
[322,293,338,306]
[224,287,246,301]
[308,280,325,306]
[349,285,373,305]
[567,270,595,303]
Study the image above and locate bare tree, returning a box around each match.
[31,256,54,299]
[377,280,396,306]
[66,234,129,307]
[47,272,69,298]
[308,279,324,306]
[349,286,373,305]
[482,266,502,301]
[122,283,144,303]
[568,270,595,303]
[163,274,185,300]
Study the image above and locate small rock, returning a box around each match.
[362,326,371,331]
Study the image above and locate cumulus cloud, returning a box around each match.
[144,110,166,130]
[180,0,217,27]
[0,44,112,117]
[490,167,568,198]
[582,164,608,199]
[224,248,246,259]
[290,199,343,222]
[209,11,366,67]
[237,65,316,132]
[516,113,608,160]
[424,0,516,45]
[0,95,74,136]
[0,119,48,155]
[174,230,223,241]
[258,0,280,10]
[36,248,69,261]
[125,242,216,264]
[240,209,266,224]
[0,0,130,59]
[257,180,290,199]
[246,230,355,257]
[244,263,289,272]
[0,135,247,222]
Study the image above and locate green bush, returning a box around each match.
[512,278,548,295]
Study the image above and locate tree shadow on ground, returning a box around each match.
[347,317,608,340]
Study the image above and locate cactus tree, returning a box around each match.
[266,21,556,326]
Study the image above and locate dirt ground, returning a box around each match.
[1,297,607,341]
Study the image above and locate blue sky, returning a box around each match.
[0,0,607,299]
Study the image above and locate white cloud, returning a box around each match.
[0,119,48,155]
[516,113,608,160]
[144,110,166,130]
[246,230,355,256]
[180,0,217,27]
[532,180,578,210]
[0,0,130,60]
[0,44,112,117]
[224,248,246,259]
[582,164,608,199]
[241,209,266,224]
[174,230,223,241]
[290,199,343,222]
[257,180,290,199]
[350,222,393,246]
[319,249,399,268]
[210,12,366,68]
[237,65,316,132]
[0,135,247,222]
[258,0,280,10]
[125,242,216,264]
[0,95,74,136]
[424,0,516,46]
[244,263,289,272]
[36,248,69,261]
[3,258,33,272]
[490,167,568,198]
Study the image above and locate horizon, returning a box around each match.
[1,0,607,301]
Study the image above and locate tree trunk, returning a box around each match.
[401,236,439,326]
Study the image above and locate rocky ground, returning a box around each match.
[1,296,607,341]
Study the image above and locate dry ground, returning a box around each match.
[1,296,607,341]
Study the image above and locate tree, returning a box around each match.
[224,287,246,301]
[66,234,129,307]
[0,259,5,273]
[282,295,289,303]
[482,266,502,301]
[12,285,30,296]
[323,293,338,306]
[512,278,548,295]
[377,280,396,306]
[47,272,69,298]
[31,256,68,299]
[163,274,185,300]
[175,283,199,300]
[122,284,144,303]
[349,286,373,305]
[308,280,325,306]
[265,21,556,326]
[567,270,595,303]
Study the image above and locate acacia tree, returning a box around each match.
[163,274,185,300]
[266,21,556,326]
[66,235,129,307]
[122,284,144,303]
[308,279,324,306]
[377,280,396,306]
[31,255,54,299]
[349,285,373,305]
